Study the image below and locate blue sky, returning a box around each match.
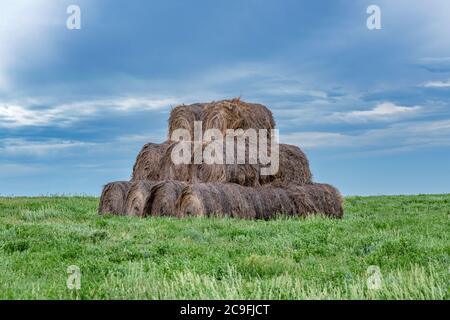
[1,0,449,196]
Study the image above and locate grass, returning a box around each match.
[0,194,448,299]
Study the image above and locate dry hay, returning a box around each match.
[252,186,298,219]
[175,183,257,218]
[131,142,169,181]
[124,180,158,217]
[100,97,342,220]
[198,142,312,187]
[202,98,275,137]
[175,182,343,219]
[98,181,131,215]
[260,143,312,187]
[287,183,344,218]
[158,141,199,182]
[168,103,207,141]
[143,180,188,217]
[198,140,260,187]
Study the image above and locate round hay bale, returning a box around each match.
[176,183,255,218]
[260,144,313,187]
[131,142,169,181]
[202,99,275,136]
[254,186,298,219]
[198,142,312,188]
[198,140,260,187]
[159,141,199,182]
[98,181,131,215]
[287,183,344,218]
[144,180,187,217]
[168,103,207,141]
[124,180,158,217]
[175,183,295,219]
[174,182,342,219]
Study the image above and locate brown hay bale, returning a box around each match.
[175,182,343,219]
[144,180,188,217]
[124,180,158,217]
[254,186,298,219]
[202,99,275,136]
[175,183,258,218]
[131,142,169,181]
[98,181,131,215]
[159,141,199,182]
[287,183,344,218]
[175,183,298,219]
[198,142,312,187]
[199,161,260,187]
[260,144,313,187]
[198,140,260,187]
[168,103,207,141]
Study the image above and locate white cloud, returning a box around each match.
[0,97,180,128]
[330,102,421,123]
[282,119,450,152]
[0,138,95,156]
[423,80,450,88]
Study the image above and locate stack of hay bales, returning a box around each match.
[99,98,343,219]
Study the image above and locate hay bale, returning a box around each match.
[144,180,187,217]
[159,141,199,182]
[287,183,344,218]
[98,181,131,215]
[175,183,297,219]
[175,182,343,219]
[124,180,158,217]
[254,186,298,219]
[199,161,260,186]
[260,144,312,187]
[199,142,312,187]
[202,98,275,136]
[131,142,169,181]
[168,103,207,141]
[175,183,257,218]
[198,140,260,187]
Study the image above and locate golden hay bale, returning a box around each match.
[168,103,207,141]
[175,182,343,219]
[202,98,275,136]
[98,181,131,215]
[144,180,187,217]
[131,142,169,181]
[124,180,158,217]
[260,143,312,187]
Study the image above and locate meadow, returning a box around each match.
[0,194,448,299]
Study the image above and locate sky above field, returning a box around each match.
[1,0,449,196]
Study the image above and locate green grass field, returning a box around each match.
[0,194,448,299]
